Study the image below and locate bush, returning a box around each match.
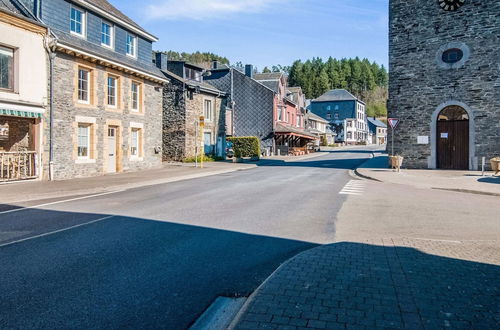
[227,137,260,158]
[320,135,328,147]
[183,155,223,163]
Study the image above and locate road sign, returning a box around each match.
[388,118,400,129]
[199,116,205,127]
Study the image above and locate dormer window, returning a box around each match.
[126,33,137,57]
[70,7,85,37]
[101,21,114,48]
[184,67,201,82]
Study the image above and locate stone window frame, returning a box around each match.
[74,61,97,107]
[203,98,213,122]
[130,79,144,114]
[74,116,97,164]
[436,42,470,70]
[129,122,144,161]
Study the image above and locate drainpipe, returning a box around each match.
[44,30,57,180]
[230,68,235,136]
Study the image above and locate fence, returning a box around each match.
[0,151,38,182]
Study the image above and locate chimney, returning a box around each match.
[154,51,168,71]
[245,64,253,78]
[212,60,219,69]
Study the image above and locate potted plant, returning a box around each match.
[389,155,404,172]
[490,157,500,175]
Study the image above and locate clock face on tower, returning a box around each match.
[438,0,465,11]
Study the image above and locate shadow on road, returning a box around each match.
[238,241,499,329]
[477,176,500,185]
[0,205,317,329]
[254,150,373,169]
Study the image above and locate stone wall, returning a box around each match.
[162,77,225,161]
[43,52,163,180]
[388,0,500,169]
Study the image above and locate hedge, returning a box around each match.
[227,136,260,158]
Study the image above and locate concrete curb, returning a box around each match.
[353,152,383,182]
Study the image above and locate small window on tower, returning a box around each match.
[442,48,463,64]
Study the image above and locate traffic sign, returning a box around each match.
[199,116,205,127]
[388,118,400,129]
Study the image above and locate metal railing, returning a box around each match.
[0,151,38,182]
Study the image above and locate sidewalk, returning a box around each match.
[0,161,256,204]
[356,152,500,196]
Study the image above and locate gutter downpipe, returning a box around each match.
[44,28,58,181]
[230,68,235,136]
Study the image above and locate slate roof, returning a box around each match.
[314,89,364,103]
[275,124,318,139]
[306,111,329,123]
[287,86,302,93]
[253,72,283,81]
[0,0,37,19]
[85,0,154,39]
[54,30,165,79]
[161,70,224,96]
[367,117,387,128]
[258,80,279,93]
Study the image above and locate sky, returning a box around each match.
[111,0,389,70]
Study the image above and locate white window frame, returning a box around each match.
[101,21,114,49]
[130,81,141,112]
[130,128,139,157]
[77,68,90,104]
[126,33,137,58]
[70,6,86,38]
[204,99,212,121]
[0,45,15,92]
[107,75,117,108]
[77,124,90,159]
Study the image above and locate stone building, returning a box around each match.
[389,0,500,170]
[17,0,167,180]
[0,2,48,182]
[310,89,368,145]
[153,54,226,161]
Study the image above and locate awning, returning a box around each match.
[0,102,45,118]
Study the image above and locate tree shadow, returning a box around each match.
[0,205,317,329]
[477,176,500,185]
[238,242,499,329]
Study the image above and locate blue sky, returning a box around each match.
[112,0,389,70]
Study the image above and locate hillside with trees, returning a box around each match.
[287,57,388,118]
[161,51,230,69]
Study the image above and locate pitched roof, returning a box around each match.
[86,0,151,36]
[275,124,318,139]
[367,117,387,128]
[161,70,224,96]
[287,86,302,93]
[259,80,280,93]
[306,111,329,123]
[0,0,37,19]
[253,72,283,81]
[314,89,364,103]
[54,30,165,80]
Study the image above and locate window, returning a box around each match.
[131,128,139,156]
[126,34,136,57]
[70,7,85,36]
[184,67,201,82]
[131,81,141,111]
[78,68,90,103]
[204,100,212,121]
[334,113,339,120]
[278,107,283,121]
[326,113,332,120]
[107,76,117,107]
[442,48,463,64]
[0,46,14,91]
[347,132,352,139]
[77,124,90,158]
[101,22,113,48]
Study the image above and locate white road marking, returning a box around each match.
[0,190,123,216]
[339,180,366,196]
[0,215,115,248]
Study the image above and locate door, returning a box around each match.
[437,120,469,170]
[107,127,117,173]
[204,132,213,154]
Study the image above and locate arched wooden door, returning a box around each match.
[437,106,469,170]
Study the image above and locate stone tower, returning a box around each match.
[388,0,500,170]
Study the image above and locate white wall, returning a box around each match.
[0,20,47,106]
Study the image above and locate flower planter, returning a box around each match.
[490,157,500,175]
[389,155,404,172]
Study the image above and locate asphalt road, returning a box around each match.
[0,149,372,329]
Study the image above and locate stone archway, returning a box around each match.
[430,101,476,170]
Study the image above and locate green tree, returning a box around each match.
[262,66,272,73]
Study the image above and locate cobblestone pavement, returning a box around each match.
[232,179,500,330]
[233,239,499,330]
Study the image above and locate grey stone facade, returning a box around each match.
[388,0,500,170]
[161,76,225,161]
[43,53,163,180]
